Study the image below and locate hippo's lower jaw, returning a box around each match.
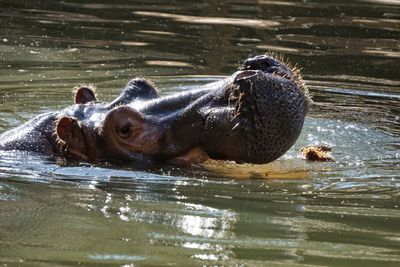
[0,54,311,165]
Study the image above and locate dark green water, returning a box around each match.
[0,0,399,266]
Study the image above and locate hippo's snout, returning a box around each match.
[201,59,310,164]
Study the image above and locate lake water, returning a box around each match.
[0,0,399,266]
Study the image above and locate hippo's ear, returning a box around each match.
[74,85,97,104]
[56,117,86,152]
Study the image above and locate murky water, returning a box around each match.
[0,0,399,266]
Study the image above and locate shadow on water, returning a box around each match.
[0,0,399,266]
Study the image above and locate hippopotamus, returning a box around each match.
[0,55,311,165]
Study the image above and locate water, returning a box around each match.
[0,0,399,266]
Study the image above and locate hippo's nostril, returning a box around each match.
[242,55,279,71]
[234,70,260,82]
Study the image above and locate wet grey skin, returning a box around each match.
[0,55,311,164]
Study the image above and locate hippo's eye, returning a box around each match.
[118,122,133,138]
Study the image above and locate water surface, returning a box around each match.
[0,0,399,266]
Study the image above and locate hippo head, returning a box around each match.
[55,55,311,164]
